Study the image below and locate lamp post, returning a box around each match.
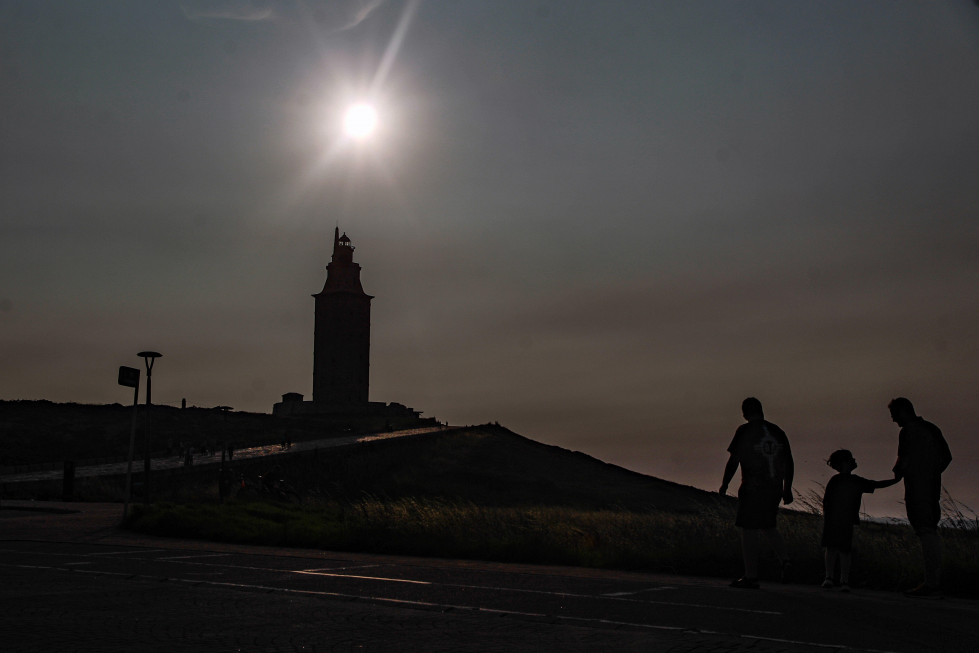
[138,351,162,504]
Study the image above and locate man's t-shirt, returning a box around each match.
[895,417,952,482]
[823,473,877,526]
[727,419,791,487]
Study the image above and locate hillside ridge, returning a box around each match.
[2,401,723,514]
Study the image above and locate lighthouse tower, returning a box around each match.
[312,227,373,409]
[272,229,431,426]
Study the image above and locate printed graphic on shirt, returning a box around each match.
[752,426,784,480]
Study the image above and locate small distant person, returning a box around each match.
[821,449,899,591]
[889,397,952,598]
[719,397,794,589]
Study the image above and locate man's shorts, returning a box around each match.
[905,476,942,535]
[736,481,782,529]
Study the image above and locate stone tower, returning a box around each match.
[312,227,373,409]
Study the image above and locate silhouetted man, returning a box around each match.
[889,397,952,598]
[719,397,794,588]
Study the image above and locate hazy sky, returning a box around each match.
[3,1,978,517]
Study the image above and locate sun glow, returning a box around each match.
[343,103,378,139]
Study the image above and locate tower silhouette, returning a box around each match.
[272,228,429,426]
[312,228,373,409]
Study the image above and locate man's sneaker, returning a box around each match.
[904,583,942,599]
[730,577,760,589]
[821,579,835,589]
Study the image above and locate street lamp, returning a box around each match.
[138,351,162,504]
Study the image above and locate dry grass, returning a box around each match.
[126,492,979,596]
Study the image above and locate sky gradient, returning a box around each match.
[2,1,978,517]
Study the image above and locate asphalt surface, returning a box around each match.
[1,501,977,652]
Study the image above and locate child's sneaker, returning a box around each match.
[840,583,850,593]
[821,579,835,589]
[730,577,760,589]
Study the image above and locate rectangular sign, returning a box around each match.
[118,366,140,388]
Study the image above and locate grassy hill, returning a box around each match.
[0,400,719,514]
[242,424,723,513]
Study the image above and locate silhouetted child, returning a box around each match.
[821,449,899,591]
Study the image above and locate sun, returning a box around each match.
[343,103,378,139]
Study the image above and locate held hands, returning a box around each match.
[782,488,794,505]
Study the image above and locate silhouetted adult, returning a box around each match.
[889,397,952,598]
[719,397,794,588]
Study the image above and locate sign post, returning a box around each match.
[137,351,162,504]
[118,365,140,520]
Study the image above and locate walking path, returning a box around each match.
[1,425,450,484]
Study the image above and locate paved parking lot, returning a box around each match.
[1,502,977,652]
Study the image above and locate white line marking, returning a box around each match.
[428,581,780,615]
[63,562,93,566]
[559,614,687,632]
[299,564,380,573]
[89,549,168,556]
[604,586,677,596]
[294,570,431,585]
[157,553,229,560]
[743,634,901,653]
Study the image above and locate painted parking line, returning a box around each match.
[0,563,894,653]
[294,569,432,584]
[742,633,901,653]
[89,549,168,556]
[299,564,381,573]
[603,586,677,596]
